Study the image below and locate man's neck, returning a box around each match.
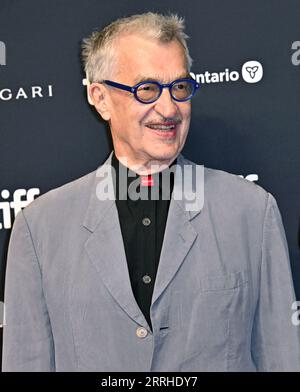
[113,152,178,175]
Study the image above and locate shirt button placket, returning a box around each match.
[142,217,151,226]
[142,275,152,284]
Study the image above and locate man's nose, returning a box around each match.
[153,87,178,118]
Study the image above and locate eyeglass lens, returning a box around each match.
[136,80,195,102]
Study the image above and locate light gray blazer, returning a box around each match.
[2,151,300,371]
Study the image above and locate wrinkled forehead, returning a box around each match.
[111,34,188,82]
[131,72,191,84]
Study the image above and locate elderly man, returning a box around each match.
[2,12,300,372]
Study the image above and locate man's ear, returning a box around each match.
[88,83,111,121]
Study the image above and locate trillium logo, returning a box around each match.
[246,66,258,79]
[241,61,263,83]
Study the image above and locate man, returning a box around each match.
[2,12,300,371]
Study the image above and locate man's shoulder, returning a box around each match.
[205,165,267,198]
[181,155,270,211]
[21,167,98,225]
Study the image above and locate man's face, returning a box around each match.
[94,34,191,169]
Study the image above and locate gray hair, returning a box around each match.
[81,12,193,83]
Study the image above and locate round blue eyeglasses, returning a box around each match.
[98,78,200,104]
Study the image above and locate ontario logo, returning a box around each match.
[190,60,263,85]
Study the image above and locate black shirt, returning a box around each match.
[111,151,177,331]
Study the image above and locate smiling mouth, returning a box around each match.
[146,122,179,137]
[145,123,178,139]
[146,124,176,131]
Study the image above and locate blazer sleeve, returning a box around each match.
[251,192,300,371]
[2,209,55,371]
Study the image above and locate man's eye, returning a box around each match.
[139,85,156,91]
[174,83,186,90]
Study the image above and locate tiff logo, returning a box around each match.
[0,41,6,66]
[0,188,40,230]
[238,174,258,182]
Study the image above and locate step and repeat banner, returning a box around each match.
[0,0,299,365]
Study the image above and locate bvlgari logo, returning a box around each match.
[0,42,54,101]
[0,85,53,101]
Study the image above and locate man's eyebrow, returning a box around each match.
[133,73,191,84]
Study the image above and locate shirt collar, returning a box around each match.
[111,150,177,201]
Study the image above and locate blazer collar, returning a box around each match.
[83,150,204,232]
[110,150,177,201]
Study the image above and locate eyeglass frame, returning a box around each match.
[96,77,200,104]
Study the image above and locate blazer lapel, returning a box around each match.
[151,154,204,306]
[83,151,148,327]
[83,151,204,327]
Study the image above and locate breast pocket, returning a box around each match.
[179,270,249,370]
[199,270,248,291]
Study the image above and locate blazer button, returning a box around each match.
[136,326,148,338]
